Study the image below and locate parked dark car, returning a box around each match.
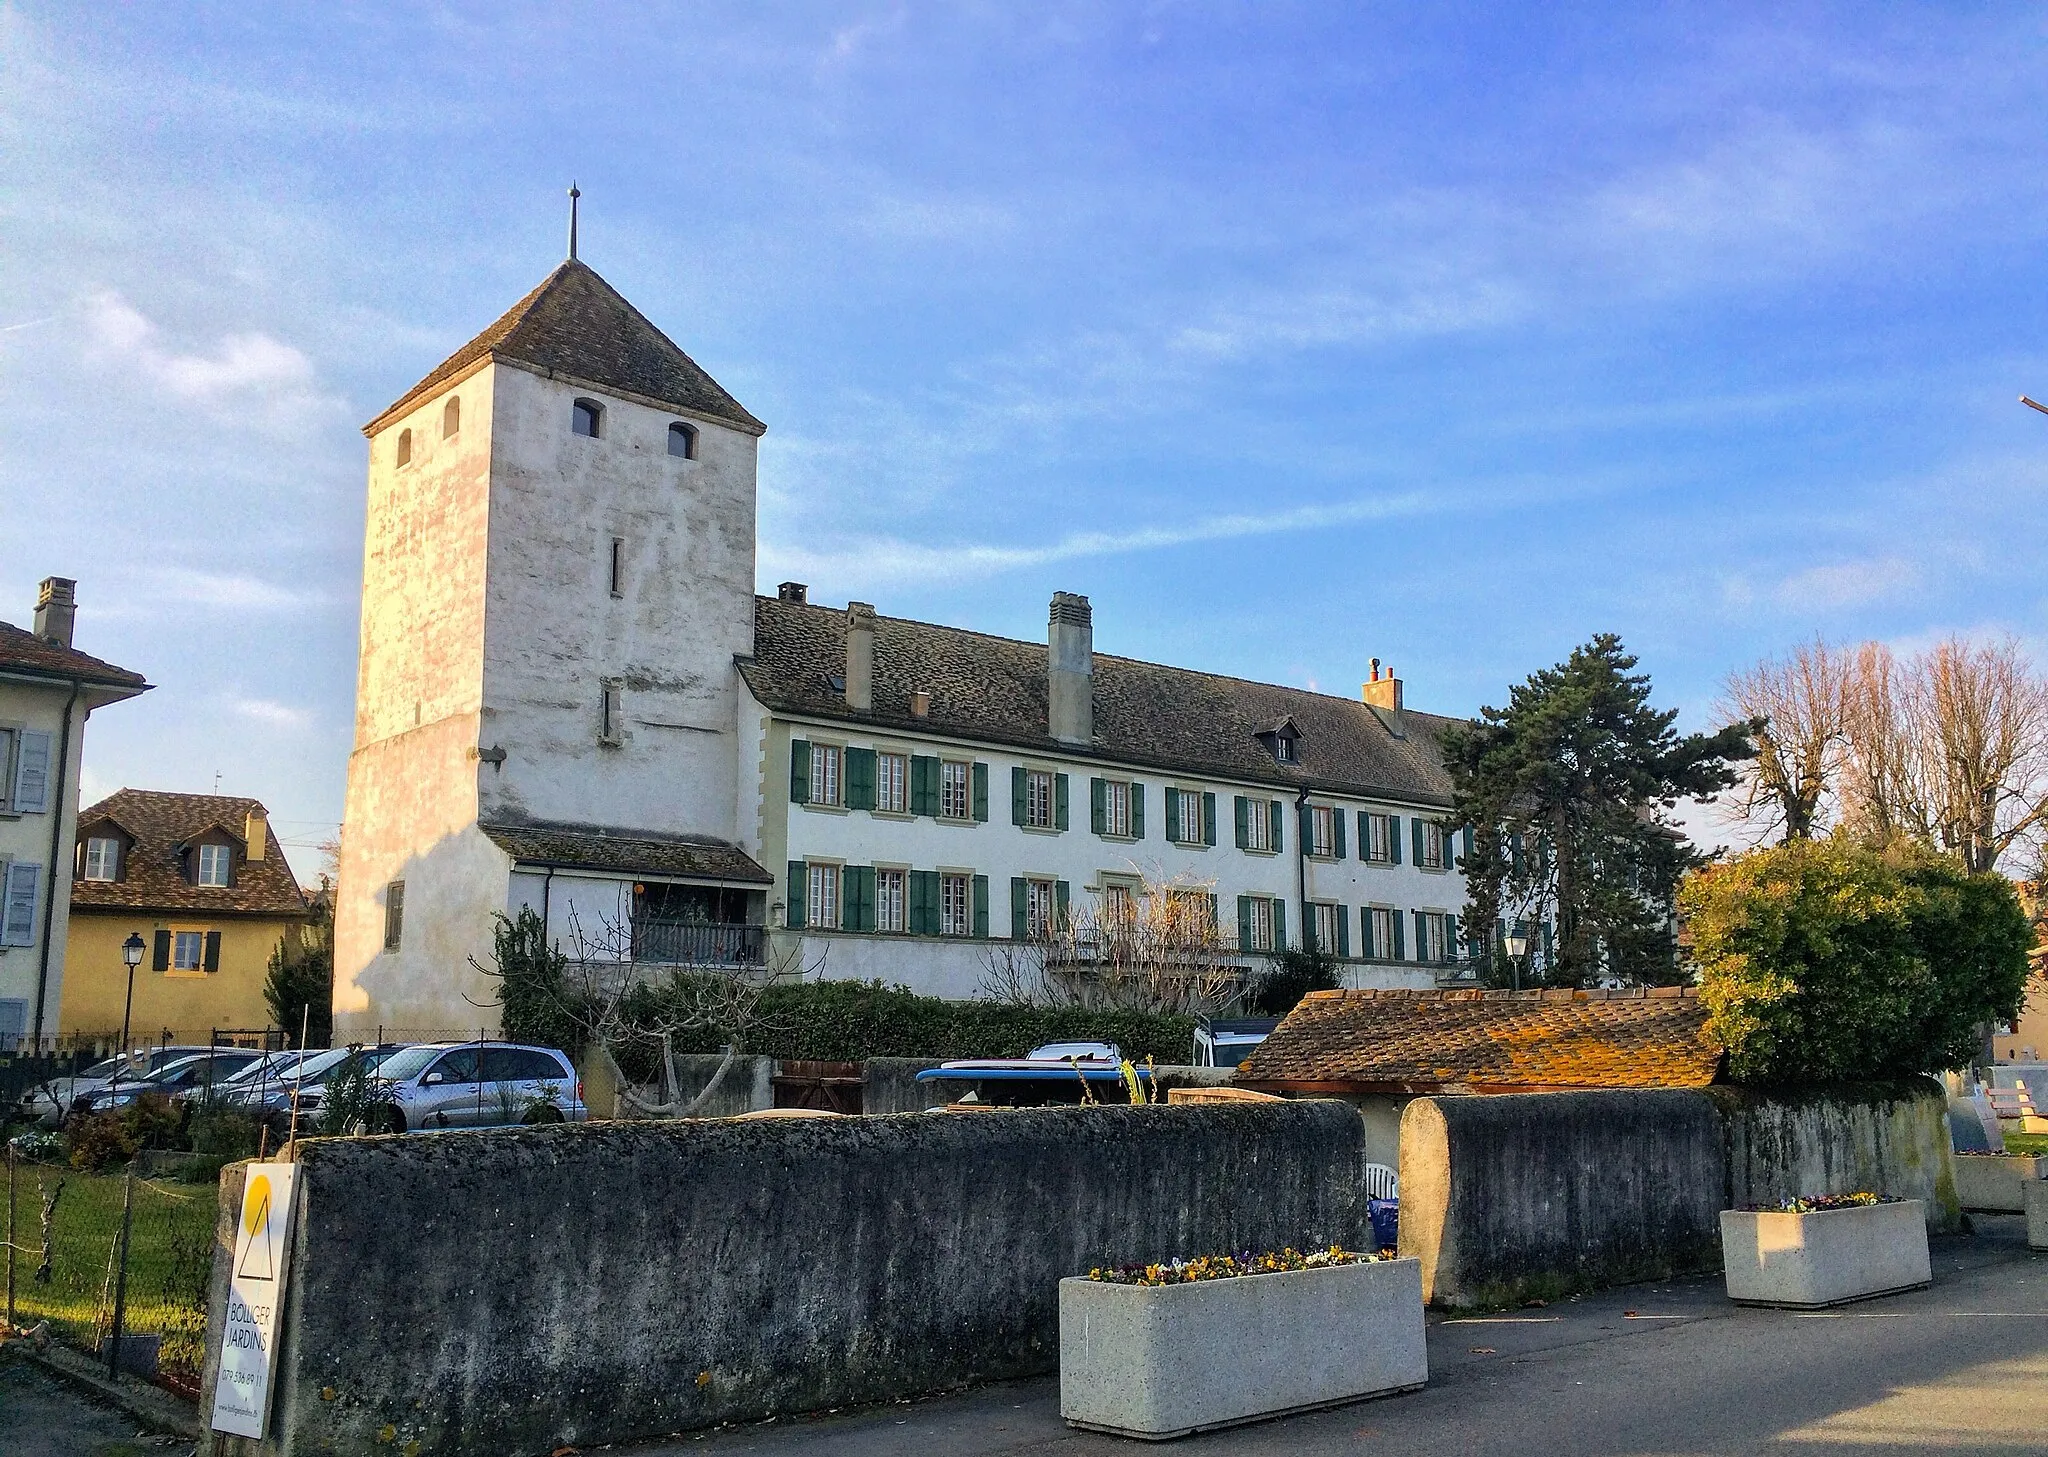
[76,1049,264,1113]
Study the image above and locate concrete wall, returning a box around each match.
[206,1102,1372,1456]
[1399,1081,1960,1307]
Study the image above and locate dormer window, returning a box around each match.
[395,428,412,466]
[195,842,233,887]
[572,399,603,438]
[667,422,697,459]
[82,836,121,882]
[1257,718,1302,765]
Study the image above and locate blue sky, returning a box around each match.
[5,4,2048,880]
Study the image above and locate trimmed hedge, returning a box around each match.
[664,981,1198,1064]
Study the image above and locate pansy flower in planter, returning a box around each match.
[1086,1245,1387,1286]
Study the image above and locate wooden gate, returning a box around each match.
[771,1059,864,1114]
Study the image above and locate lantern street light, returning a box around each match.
[1502,926,1529,993]
[113,932,146,1096]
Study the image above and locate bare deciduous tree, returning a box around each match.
[978,870,1245,1016]
[1720,638,1851,841]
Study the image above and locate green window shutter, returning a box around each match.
[1541,921,1554,965]
[1445,913,1460,961]
[842,865,875,932]
[1336,905,1351,958]
[787,861,807,929]
[1237,895,1253,952]
[1334,808,1347,859]
[910,755,939,816]
[789,740,812,804]
[1392,909,1405,959]
[1298,801,1313,853]
[1413,910,1427,960]
[1389,815,1403,865]
[1202,792,1217,846]
[1270,799,1284,852]
[1092,778,1107,835]
[1272,898,1287,951]
[1056,774,1070,831]
[908,871,935,934]
[845,748,876,811]
[1011,878,1029,939]
[973,875,990,937]
[1131,784,1144,839]
[203,931,222,973]
[1359,907,1374,960]
[1011,766,1028,826]
[973,762,989,822]
[1234,794,1250,849]
[1055,880,1070,925]
[1462,825,1475,865]
[1412,818,1425,866]
[1206,893,1218,933]
[1165,787,1181,841]
[152,929,171,971]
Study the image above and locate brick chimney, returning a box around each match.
[777,581,808,603]
[1048,592,1094,746]
[844,601,875,712]
[245,806,268,862]
[34,577,76,648]
[1362,657,1404,738]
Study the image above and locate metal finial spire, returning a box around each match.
[567,182,581,261]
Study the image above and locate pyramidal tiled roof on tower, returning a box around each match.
[364,260,763,436]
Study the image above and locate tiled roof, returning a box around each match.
[741,596,1461,805]
[366,260,763,436]
[480,820,773,884]
[1236,987,1721,1093]
[0,620,149,692]
[71,791,308,918]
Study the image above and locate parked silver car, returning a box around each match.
[369,1042,586,1132]
[77,1049,265,1113]
[24,1046,218,1125]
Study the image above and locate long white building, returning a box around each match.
[333,252,1475,1037]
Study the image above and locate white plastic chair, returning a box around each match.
[1364,1163,1399,1200]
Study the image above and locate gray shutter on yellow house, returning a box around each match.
[152,929,171,971]
[789,740,812,804]
[1389,815,1403,865]
[1011,767,1028,826]
[1130,783,1145,839]
[1269,799,1284,852]
[1334,808,1347,859]
[1011,878,1029,939]
[1165,787,1182,841]
[845,748,876,811]
[1092,778,1108,835]
[1237,895,1253,952]
[1234,795,1250,849]
[972,763,989,821]
[1202,792,1217,846]
[1055,774,1070,831]
[787,861,807,929]
[203,931,222,972]
[972,875,989,937]
[1272,898,1287,951]
[1335,905,1351,957]
[910,756,939,815]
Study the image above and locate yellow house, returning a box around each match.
[61,790,309,1046]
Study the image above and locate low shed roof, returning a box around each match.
[480,820,773,885]
[1236,986,1722,1095]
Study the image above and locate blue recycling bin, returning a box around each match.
[1368,1197,1398,1252]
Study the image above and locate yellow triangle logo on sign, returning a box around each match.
[236,1176,274,1282]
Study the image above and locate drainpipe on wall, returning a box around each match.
[31,679,81,1047]
[1294,787,1311,957]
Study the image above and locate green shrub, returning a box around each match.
[1679,836,2032,1086]
[1248,947,1340,1017]
[64,1111,137,1172]
[187,1107,262,1160]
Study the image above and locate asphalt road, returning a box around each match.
[664,1216,2048,1457]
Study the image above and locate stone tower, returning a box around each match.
[333,260,765,1035]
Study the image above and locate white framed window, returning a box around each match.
[875,868,907,932]
[1101,880,1136,926]
[940,872,971,936]
[1102,780,1131,838]
[172,929,206,971]
[1246,896,1276,953]
[1168,889,1211,937]
[83,837,120,882]
[1025,878,1057,938]
[1367,906,1396,959]
[876,752,908,814]
[809,744,843,807]
[1422,822,1448,870]
[1275,735,1296,763]
[1311,805,1336,858]
[940,760,971,820]
[195,843,232,887]
[1313,902,1340,953]
[1414,912,1440,962]
[1364,813,1393,864]
[1243,799,1272,852]
[806,863,841,929]
[1025,769,1055,829]
[1174,791,1205,845]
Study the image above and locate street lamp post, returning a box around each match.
[112,933,146,1097]
[1503,927,1529,993]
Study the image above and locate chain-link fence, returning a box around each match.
[5,1148,217,1394]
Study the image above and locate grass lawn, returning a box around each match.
[5,1161,218,1382]
[2000,1132,2048,1156]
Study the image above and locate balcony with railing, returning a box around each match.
[629,919,766,968]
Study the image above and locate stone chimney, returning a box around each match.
[777,581,809,603]
[1048,591,1094,746]
[844,601,876,712]
[1362,657,1404,738]
[34,577,76,648]
[909,689,931,719]
[245,806,268,862]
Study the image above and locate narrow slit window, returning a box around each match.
[609,537,625,598]
[573,399,603,438]
[384,881,405,951]
[601,683,624,744]
[668,422,697,459]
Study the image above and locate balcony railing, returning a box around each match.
[629,920,766,968]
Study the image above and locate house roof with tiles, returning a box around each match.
[481,820,773,885]
[365,259,763,436]
[0,619,149,693]
[740,596,1464,806]
[1235,987,1722,1093]
[71,791,309,918]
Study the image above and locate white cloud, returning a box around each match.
[81,291,341,429]
[1722,556,1921,613]
[139,570,333,613]
[229,696,313,730]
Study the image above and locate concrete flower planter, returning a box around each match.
[2025,1180,2048,1251]
[1059,1258,1427,1440]
[1952,1154,2047,1213]
[1719,1201,1930,1309]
